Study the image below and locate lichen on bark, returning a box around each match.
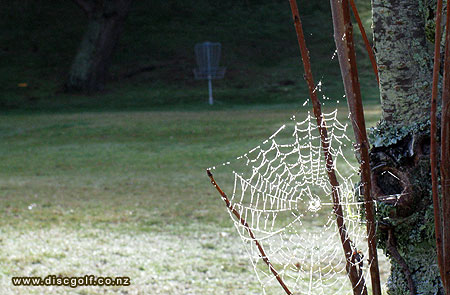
[372,0,433,126]
[371,0,444,293]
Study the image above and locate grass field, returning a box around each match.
[0,103,390,294]
[0,1,388,293]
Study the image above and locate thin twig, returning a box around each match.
[288,1,367,294]
[72,0,94,16]
[386,229,416,295]
[329,0,381,294]
[430,0,446,288]
[206,170,293,295]
[348,0,379,85]
[440,0,450,291]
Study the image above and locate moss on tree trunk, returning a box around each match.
[371,0,444,293]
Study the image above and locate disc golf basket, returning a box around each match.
[193,41,226,105]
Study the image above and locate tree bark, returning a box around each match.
[371,0,445,294]
[372,0,433,126]
[65,0,132,93]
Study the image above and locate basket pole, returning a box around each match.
[208,78,213,105]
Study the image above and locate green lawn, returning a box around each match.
[0,103,389,294]
[0,1,388,293]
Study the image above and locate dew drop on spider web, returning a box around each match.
[209,108,373,295]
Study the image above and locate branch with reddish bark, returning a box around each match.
[329,0,381,294]
[430,0,446,291]
[348,0,379,84]
[206,170,293,295]
[288,1,367,294]
[386,228,416,295]
[440,0,450,291]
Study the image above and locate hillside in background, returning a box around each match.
[0,0,378,112]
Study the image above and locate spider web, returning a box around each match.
[209,109,375,295]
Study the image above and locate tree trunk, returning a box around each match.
[371,0,444,294]
[65,0,132,93]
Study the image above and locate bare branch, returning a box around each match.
[72,0,95,15]
[430,0,446,289]
[386,229,416,295]
[329,0,382,294]
[440,0,450,290]
[288,1,368,294]
[206,170,293,295]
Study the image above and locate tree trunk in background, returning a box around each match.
[65,0,132,93]
[371,0,444,294]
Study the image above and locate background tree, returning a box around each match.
[65,0,133,93]
[370,0,444,293]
